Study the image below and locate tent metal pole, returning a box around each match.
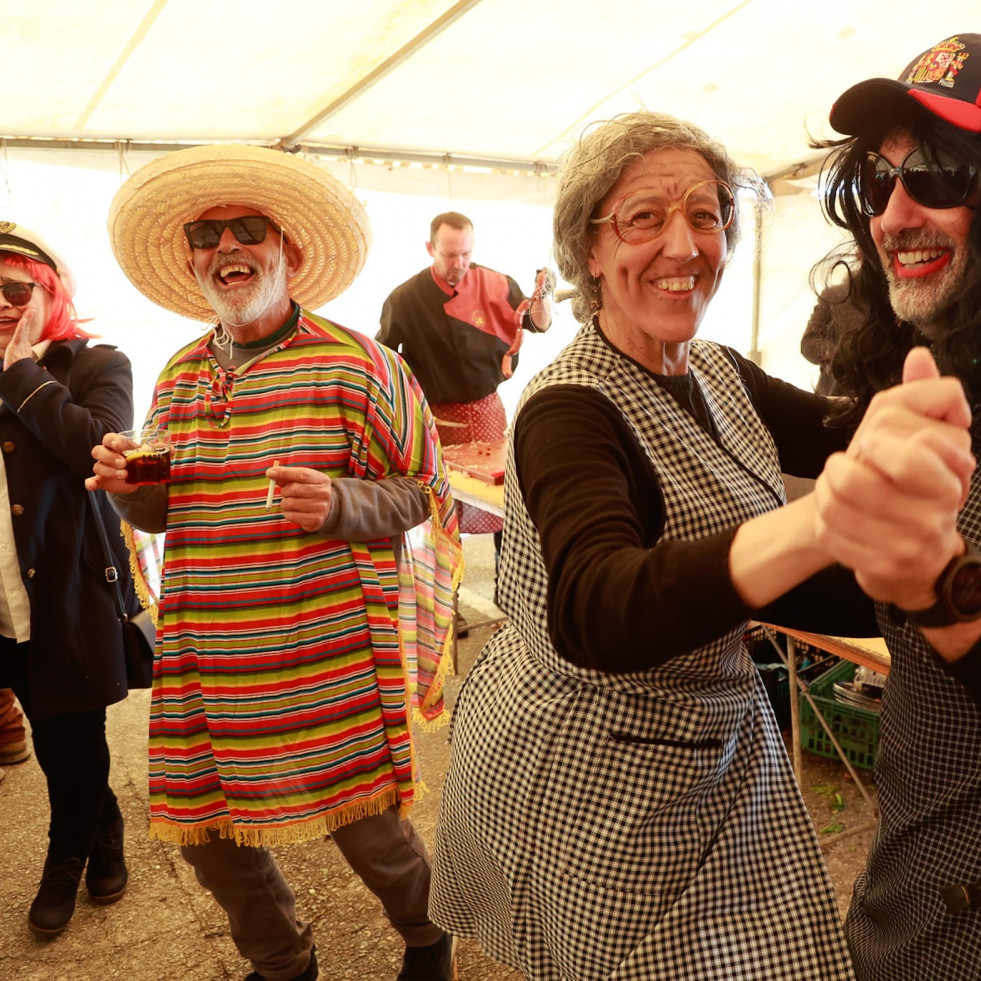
[274,0,484,152]
[748,194,764,366]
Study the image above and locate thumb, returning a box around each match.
[900,343,972,430]
[902,345,940,384]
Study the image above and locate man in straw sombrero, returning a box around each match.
[87,144,462,981]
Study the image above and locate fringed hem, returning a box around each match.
[148,786,402,848]
[406,778,428,817]
[413,703,451,734]
[418,481,466,594]
[121,520,159,622]
[410,482,463,731]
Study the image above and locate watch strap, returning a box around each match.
[904,543,981,629]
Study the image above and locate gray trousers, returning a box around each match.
[181,807,441,980]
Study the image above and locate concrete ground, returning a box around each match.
[0,535,874,980]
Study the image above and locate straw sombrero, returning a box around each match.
[108,144,371,322]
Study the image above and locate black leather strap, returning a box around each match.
[87,490,128,620]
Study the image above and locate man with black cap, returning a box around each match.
[819,33,981,980]
[88,145,461,981]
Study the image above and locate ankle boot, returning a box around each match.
[85,808,127,904]
[28,856,84,936]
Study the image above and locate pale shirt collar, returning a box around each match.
[0,338,57,640]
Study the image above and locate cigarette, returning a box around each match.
[265,459,280,510]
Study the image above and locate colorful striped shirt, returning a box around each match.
[139,310,461,846]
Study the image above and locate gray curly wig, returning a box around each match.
[553,111,763,321]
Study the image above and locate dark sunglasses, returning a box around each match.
[0,281,42,307]
[183,215,283,250]
[860,146,978,217]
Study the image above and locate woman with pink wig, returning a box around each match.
[0,223,139,937]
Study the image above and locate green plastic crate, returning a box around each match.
[798,659,880,771]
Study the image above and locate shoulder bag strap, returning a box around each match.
[87,490,128,620]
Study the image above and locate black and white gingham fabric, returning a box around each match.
[846,466,981,980]
[430,327,856,980]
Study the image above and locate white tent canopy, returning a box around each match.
[7,2,976,188]
[2,2,978,410]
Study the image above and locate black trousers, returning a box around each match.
[0,638,119,865]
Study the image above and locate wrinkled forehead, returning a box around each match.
[602,148,717,210]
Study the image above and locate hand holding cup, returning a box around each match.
[118,427,172,485]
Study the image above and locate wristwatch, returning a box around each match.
[904,543,981,628]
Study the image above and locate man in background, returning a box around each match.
[377,212,552,615]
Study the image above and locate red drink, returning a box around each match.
[124,444,171,484]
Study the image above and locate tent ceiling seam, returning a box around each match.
[73,0,170,131]
[275,0,484,151]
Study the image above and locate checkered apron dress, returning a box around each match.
[431,328,855,980]
[845,467,981,981]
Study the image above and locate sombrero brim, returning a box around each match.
[108,144,371,322]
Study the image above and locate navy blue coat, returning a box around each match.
[0,339,138,720]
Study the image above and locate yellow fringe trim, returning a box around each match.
[410,482,464,736]
[121,520,159,623]
[147,478,464,851]
[148,786,403,848]
[426,482,466,597]
[412,703,451,734]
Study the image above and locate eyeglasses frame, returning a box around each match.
[589,179,736,244]
[0,280,46,308]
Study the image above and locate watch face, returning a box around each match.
[950,561,981,618]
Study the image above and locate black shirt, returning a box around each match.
[513,346,879,673]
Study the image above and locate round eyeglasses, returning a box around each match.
[859,146,978,217]
[589,180,735,244]
[0,281,44,307]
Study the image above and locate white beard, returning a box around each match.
[198,251,287,327]
[880,232,968,337]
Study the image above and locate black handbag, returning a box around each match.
[88,491,156,689]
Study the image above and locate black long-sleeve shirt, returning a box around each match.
[512,347,878,674]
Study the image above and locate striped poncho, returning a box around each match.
[140,310,461,846]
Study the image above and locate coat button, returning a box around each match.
[10,504,24,516]
[26,568,35,578]
[2,441,14,453]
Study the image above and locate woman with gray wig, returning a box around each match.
[429,111,970,980]
[553,112,753,320]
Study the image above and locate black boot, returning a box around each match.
[398,931,457,980]
[85,798,127,904]
[28,855,84,937]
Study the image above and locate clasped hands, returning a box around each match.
[814,347,975,612]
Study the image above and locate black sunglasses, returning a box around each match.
[183,215,283,250]
[860,146,978,217]
[0,281,42,307]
